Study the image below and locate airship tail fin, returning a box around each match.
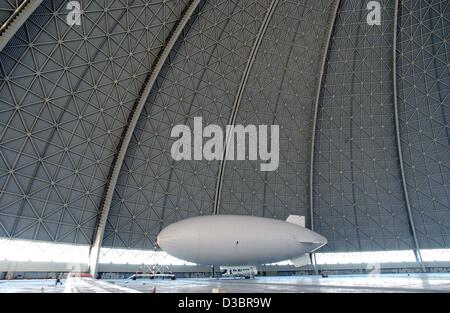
[286,215,305,227]
[291,254,311,268]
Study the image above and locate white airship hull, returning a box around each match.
[157,215,327,266]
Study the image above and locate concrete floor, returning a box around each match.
[0,274,449,293]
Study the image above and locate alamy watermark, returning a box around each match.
[366,1,381,26]
[66,1,82,26]
[64,1,382,27]
[171,117,280,172]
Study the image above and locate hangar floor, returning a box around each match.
[0,274,449,293]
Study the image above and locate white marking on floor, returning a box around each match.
[63,277,141,293]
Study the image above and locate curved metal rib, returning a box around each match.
[309,0,341,231]
[159,0,237,232]
[308,0,341,274]
[0,0,43,52]
[213,0,280,215]
[88,0,202,276]
[391,0,425,272]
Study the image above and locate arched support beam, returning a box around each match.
[213,0,279,215]
[0,0,43,53]
[308,0,341,274]
[309,0,341,231]
[88,0,202,277]
[391,0,426,272]
[159,0,235,232]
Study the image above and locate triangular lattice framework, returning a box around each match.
[313,0,415,252]
[0,0,190,244]
[397,0,450,249]
[0,0,447,257]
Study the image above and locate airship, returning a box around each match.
[157,215,327,267]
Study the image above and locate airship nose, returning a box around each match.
[157,223,197,260]
[156,227,173,250]
[156,234,161,246]
[156,227,170,249]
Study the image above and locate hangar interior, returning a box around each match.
[0,0,449,292]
